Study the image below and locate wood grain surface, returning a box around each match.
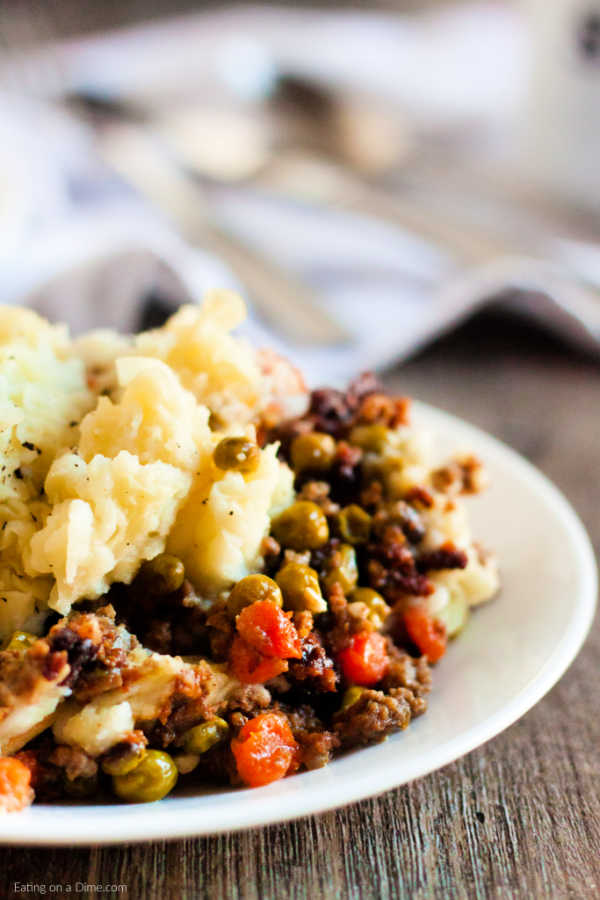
[2,311,598,900]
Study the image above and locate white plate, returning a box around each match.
[1,403,596,845]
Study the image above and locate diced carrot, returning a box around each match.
[338,631,388,686]
[0,756,34,813]
[236,600,302,659]
[231,712,299,787]
[404,603,447,663]
[229,635,288,684]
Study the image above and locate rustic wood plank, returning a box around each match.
[3,311,598,899]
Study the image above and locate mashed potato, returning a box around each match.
[168,442,293,590]
[0,293,300,637]
[26,451,193,614]
[79,357,212,471]
[134,290,263,426]
[0,308,96,638]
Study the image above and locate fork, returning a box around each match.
[0,18,350,346]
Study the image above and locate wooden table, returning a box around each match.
[3,310,598,899]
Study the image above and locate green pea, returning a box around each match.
[271,501,329,550]
[214,437,260,474]
[139,553,185,596]
[339,685,367,711]
[276,562,327,614]
[183,718,229,754]
[3,631,37,651]
[227,574,283,618]
[290,432,336,474]
[112,750,178,803]
[101,743,147,777]
[324,544,358,594]
[349,424,390,453]
[350,588,391,629]
[337,505,372,544]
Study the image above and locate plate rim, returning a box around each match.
[1,401,596,845]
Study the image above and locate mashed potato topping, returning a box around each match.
[0,308,95,639]
[25,451,192,614]
[168,441,294,590]
[0,293,299,638]
[78,357,212,470]
[135,290,263,426]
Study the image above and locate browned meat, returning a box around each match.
[355,392,410,429]
[372,501,426,545]
[308,388,356,438]
[333,689,413,747]
[269,372,384,445]
[195,742,239,786]
[284,706,339,770]
[431,455,488,496]
[49,745,98,782]
[161,666,217,735]
[109,577,210,657]
[381,643,432,717]
[225,684,272,715]
[288,633,338,693]
[72,668,124,704]
[297,480,340,516]
[205,605,235,661]
[143,619,172,655]
[329,441,363,503]
[367,552,431,601]
[47,629,98,689]
[48,607,134,702]
[381,644,432,697]
[344,371,382,407]
[296,729,339,770]
[0,642,68,709]
[319,584,367,655]
[403,486,434,509]
[360,478,384,510]
[417,543,468,573]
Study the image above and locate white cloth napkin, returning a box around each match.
[1,3,599,387]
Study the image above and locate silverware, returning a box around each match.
[90,86,600,329]
[97,121,351,345]
[0,35,350,347]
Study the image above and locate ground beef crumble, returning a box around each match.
[333,689,413,747]
[226,684,272,715]
[417,543,468,573]
[49,745,98,782]
[285,706,339,770]
[287,632,337,693]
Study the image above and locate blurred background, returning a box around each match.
[1,0,600,382]
[0,1,487,37]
